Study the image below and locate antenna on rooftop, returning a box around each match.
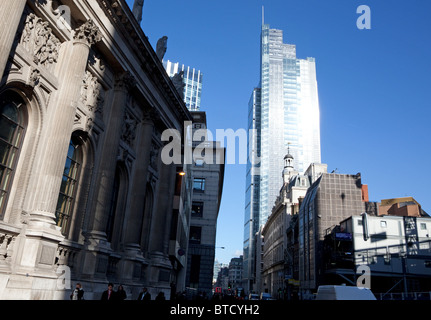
[262,6,264,26]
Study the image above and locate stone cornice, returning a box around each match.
[96,0,192,125]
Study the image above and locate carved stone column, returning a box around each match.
[86,72,136,239]
[80,72,136,281]
[29,20,102,225]
[123,110,157,249]
[0,0,27,79]
[148,163,176,253]
[20,20,101,276]
[147,162,176,288]
[117,108,156,284]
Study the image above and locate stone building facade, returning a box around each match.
[0,0,193,299]
[260,152,310,298]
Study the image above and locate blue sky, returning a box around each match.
[126,0,431,264]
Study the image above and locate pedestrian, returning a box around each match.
[101,282,116,301]
[70,283,84,300]
[116,284,127,300]
[155,291,165,301]
[137,287,151,301]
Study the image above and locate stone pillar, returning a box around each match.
[148,163,176,253]
[86,72,136,239]
[147,162,176,287]
[0,0,27,79]
[29,20,102,226]
[116,109,155,284]
[80,72,136,281]
[19,20,101,283]
[123,115,155,247]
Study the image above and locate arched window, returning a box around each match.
[55,135,83,234]
[0,92,26,217]
[106,166,120,242]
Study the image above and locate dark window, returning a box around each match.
[55,136,82,234]
[191,201,204,218]
[170,209,179,241]
[106,167,120,242]
[190,226,202,244]
[189,254,201,285]
[0,92,25,217]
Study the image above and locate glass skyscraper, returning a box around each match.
[243,22,321,293]
[163,59,203,111]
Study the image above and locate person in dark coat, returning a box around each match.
[101,283,116,301]
[116,284,127,300]
[155,291,166,301]
[137,287,151,301]
[70,283,84,300]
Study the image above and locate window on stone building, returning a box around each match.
[106,167,121,242]
[190,226,202,244]
[193,178,205,192]
[0,92,26,218]
[55,136,83,234]
[191,201,204,218]
[195,158,204,166]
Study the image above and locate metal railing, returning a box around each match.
[376,291,431,300]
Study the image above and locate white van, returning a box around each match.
[315,285,376,300]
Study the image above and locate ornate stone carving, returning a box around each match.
[115,71,136,92]
[0,233,15,265]
[80,71,104,115]
[88,50,106,73]
[156,36,167,61]
[149,141,160,171]
[20,13,61,70]
[21,210,30,225]
[132,0,144,24]
[142,106,159,124]
[28,67,41,87]
[74,19,102,46]
[121,111,138,147]
[117,147,134,173]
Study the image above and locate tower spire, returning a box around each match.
[262,6,264,26]
[283,143,295,184]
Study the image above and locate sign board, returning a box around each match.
[335,232,352,241]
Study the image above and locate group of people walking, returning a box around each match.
[70,282,166,301]
[100,283,128,300]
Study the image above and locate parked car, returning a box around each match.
[315,285,376,300]
[260,292,273,300]
[249,293,260,300]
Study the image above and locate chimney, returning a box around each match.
[361,184,369,202]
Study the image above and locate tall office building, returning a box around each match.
[243,18,321,293]
[163,60,203,111]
